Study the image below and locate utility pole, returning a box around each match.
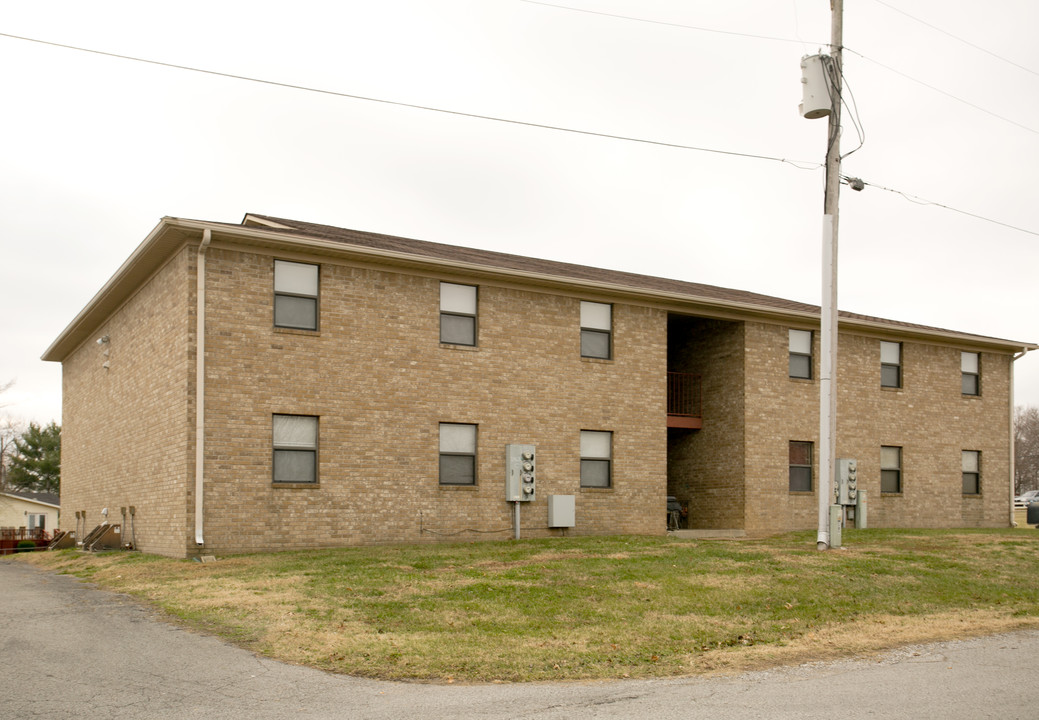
[818,0,843,550]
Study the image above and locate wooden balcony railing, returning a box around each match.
[667,372,702,429]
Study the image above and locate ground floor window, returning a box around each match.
[789,441,813,492]
[962,450,980,494]
[881,445,902,493]
[580,430,612,488]
[273,414,318,483]
[440,423,477,485]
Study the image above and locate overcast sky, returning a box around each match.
[1,0,1037,425]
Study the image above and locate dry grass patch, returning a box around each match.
[16,529,1039,682]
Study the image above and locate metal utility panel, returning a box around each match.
[828,504,842,548]
[855,490,868,529]
[548,495,575,528]
[836,458,858,506]
[505,444,536,502]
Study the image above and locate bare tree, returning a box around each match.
[0,381,24,521]
[1015,405,1039,494]
[1,416,24,490]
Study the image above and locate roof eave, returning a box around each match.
[43,216,1038,362]
[41,218,191,362]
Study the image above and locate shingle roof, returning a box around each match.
[245,213,818,314]
[2,489,60,507]
[243,214,1031,346]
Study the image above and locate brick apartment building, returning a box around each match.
[43,215,1036,557]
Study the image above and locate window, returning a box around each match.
[439,423,477,485]
[580,430,612,488]
[789,329,812,379]
[962,450,980,495]
[580,301,612,359]
[789,441,813,492]
[273,414,318,483]
[274,260,319,330]
[881,445,902,494]
[440,283,477,346]
[881,341,902,388]
[27,514,46,531]
[961,352,980,395]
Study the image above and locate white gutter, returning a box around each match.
[194,229,211,547]
[1010,347,1032,526]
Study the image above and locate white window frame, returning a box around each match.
[962,450,980,495]
[881,341,902,389]
[580,302,612,359]
[789,329,812,379]
[961,352,980,396]
[440,283,478,346]
[580,430,613,488]
[273,414,319,484]
[881,445,902,494]
[274,260,319,331]
[439,423,477,485]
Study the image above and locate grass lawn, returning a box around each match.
[17,528,1039,682]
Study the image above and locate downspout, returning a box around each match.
[1010,347,1032,526]
[194,229,211,547]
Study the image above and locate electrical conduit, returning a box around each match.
[194,229,211,546]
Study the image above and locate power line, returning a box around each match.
[520,1,1039,136]
[870,0,1039,78]
[520,0,826,46]
[0,31,821,171]
[843,48,1039,135]
[843,175,1039,237]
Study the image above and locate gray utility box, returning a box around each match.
[1027,502,1039,526]
[548,495,576,528]
[505,444,536,502]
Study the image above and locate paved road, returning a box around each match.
[2,560,1037,719]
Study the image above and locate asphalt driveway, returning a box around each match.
[2,560,1037,719]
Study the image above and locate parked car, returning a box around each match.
[1014,490,1039,508]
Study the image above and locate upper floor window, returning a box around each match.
[961,352,980,395]
[439,422,477,485]
[580,302,612,359]
[273,414,318,483]
[580,430,613,488]
[789,441,813,492]
[274,260,319,330]
[440,283,477,346]
[881,341,902,388]
[881,445,902,494]
[789,329,812,379]
[962,450,980,495]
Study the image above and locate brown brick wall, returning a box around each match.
[57,238,1015,557]
[60,247,193,557]
[667,316,745,529]
[196,245,668,554]
[740,323,1012,533]
[836,334,1011,528]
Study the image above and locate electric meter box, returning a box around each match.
[837,458,858,505]
[505,444,536,502]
